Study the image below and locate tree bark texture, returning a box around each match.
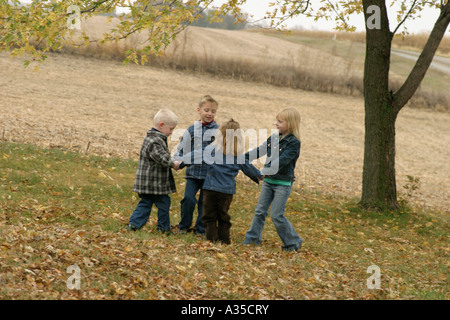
[361,0,399,210]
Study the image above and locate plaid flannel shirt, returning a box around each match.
[133,129,176,195]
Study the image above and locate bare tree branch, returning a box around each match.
[393,1,450,113]
[79,0,112,15]
[392,0,418,35]
[253,0,311,26]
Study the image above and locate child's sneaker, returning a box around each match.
[157,228,173,236]
[125,224,138,231]
[194,229,205,237]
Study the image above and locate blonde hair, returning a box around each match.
[217,119,244,156]
[198,95,218,109]
[153,109,178,126]
[277,108,301,140]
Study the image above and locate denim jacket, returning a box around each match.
[202,152,262,194]
[246,133,300,182]
[174,121,218,179]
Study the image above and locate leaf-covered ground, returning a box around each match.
[0,142,448,300]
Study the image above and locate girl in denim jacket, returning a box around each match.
[243,108,303,252]
[182,119,263,244]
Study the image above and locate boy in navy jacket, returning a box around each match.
[174,95,219,235]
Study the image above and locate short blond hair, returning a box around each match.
[198,95,218,109]
[277,108,301,140]
[153,109,178,126]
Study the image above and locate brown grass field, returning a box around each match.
[0,19,449,212]
[51,17,449,112]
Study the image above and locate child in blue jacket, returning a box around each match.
[181,119,262,244]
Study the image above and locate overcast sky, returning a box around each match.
[220,0,446,34]
[19,0,448,34]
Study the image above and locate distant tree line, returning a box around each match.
[188,7,247,30]
[99,5,247,30]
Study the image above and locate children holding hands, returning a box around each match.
[127,98,302,252]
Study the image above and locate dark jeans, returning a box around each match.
[129,194,171,231]
[179,178,205,233]
[202,190,233,244]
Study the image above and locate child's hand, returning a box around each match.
[173,161,181,170]
[259,175,265,181]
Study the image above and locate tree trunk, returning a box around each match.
[360,0,450,211]
[360,0,399,210]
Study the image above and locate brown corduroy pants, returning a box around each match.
[202,190,233,244]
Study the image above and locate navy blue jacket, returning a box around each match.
[246,133,300,182]
[174,121,218,179]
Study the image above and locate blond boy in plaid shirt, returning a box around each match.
[126,109,180,233]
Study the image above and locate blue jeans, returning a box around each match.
[129,194,171,231]
[243,181,302,251]
[179,178,205,233]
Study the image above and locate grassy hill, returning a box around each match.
[0,142,448,299]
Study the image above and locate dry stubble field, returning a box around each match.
[1,37,449,213]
